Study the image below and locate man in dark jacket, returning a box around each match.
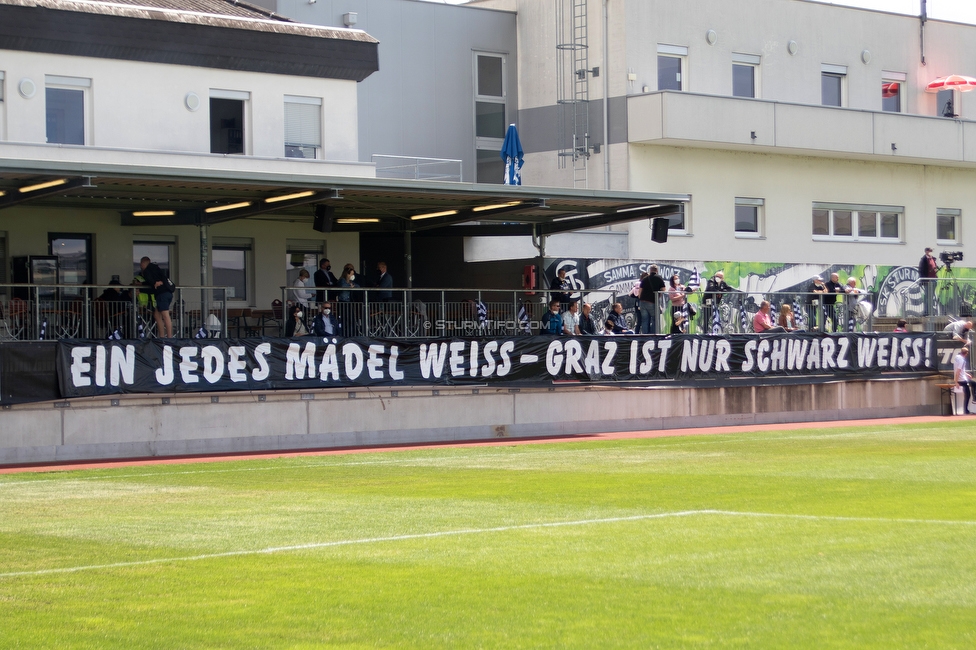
[311,301,342,337]
[139,256,173,338]
[376,262,394,301]
[638,265,666,334]
[313,258,338,304]
[918,247,939,315]
[823,272,845,332]
[579,302,597,335]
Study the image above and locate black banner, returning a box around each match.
[55,332,940,399]
[0,341,60,405]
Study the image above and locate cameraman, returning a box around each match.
[918,247,938,316]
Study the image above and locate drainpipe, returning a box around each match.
[920,0,927,66]
[603,0,611,190]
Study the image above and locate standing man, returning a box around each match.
[703,271,732,330]
[376,262,394,301]
[140,256,173,338]
[823,272,844,332]
[953,347,975,415]
[918,247,939,316]
[314,258,338,304]
[639,265,666,334]
[550,268,573,310]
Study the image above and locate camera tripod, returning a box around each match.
[936,263,971,317]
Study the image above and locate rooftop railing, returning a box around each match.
[371,154,464,182]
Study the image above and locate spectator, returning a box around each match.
[312,301,341,337]
[954,347,976,415]
[579,302,597,335]
[139,256,174,338]
[918,247,939,316]
[667,274,687,334]
[777,304,799,331]
[562,301,581,336]
[375,262,393,301]
[823,272,844,332]
[314,258,338,304]
[608,302,633,334]
[337,266,358,302]
[285,304,309,338]
[550,268,573,308]
[703,271,732,323]
[808,275,828,331]
[945,319,973,344]
[639,265,666,334]
[631,272,647,332]
[753,300,786,333]
[893,319,909,333]
[292,269,313,310]
[541,300,563,335]
[601,319,617,336]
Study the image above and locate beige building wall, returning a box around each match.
[627,144,976,265]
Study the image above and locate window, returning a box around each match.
[0,231,7,286]
[49,233,92,297]
[474,53,507,182]
[937,208,961,245]
[734,198,764,237]
[812,203,902,243]
[133,240,174,281]
[937,89,956,118]
[882,71,906,113]
[210,90,249,154]
[821,65,847,107]
[657,45,687,91]
[284,96,321,159]
[665,203,689,235]
[212,238,252,302]
[732,53,760,98]
[45,75,90,145]
[285,240,324,287]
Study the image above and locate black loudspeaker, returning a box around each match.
[651,217,669,243]
[313,205,334,233]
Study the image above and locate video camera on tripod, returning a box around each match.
[940,251,964,269]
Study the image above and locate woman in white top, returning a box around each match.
[667,274,687,334]
[292,269,313,309]
[562,301,581,336]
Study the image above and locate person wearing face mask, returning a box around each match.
[314,258,338,304]
[285,304,309,338]
[312,302,342,337]
[541,299,564,335]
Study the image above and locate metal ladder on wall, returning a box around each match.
[556,0,591,189]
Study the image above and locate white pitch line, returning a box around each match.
[0,510,703,579]
[2,509,975,580]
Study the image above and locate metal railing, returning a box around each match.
[0,284,229,341]
[371,154,463,182]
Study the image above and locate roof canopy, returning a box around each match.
[0,163,687,237]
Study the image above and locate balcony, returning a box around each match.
[628,91,976,167]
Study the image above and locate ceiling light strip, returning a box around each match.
[265,190,315,204]
[204,201,252,214]
[410,209,458,221]
[19,179,68,193]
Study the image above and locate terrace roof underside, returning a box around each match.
[0,165,687,237]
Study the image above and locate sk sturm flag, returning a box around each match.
[195,326,208,339]
[793,297,805,330]
[476,301,488,327]
[711,304,722,335]
[686,267,701,292]
[740,305,748,333]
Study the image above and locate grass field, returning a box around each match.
[2,421,976,648]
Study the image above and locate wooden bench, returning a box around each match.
[933,374,963,416]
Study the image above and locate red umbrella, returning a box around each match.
[881,82,899,98]
[925,75,976,93]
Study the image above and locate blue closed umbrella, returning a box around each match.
[500,123,524,185]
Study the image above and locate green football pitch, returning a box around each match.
[2,421,975,648]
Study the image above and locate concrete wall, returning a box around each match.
[0,377,944,465]
[0,49,360,161]
[272,0,519,183]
